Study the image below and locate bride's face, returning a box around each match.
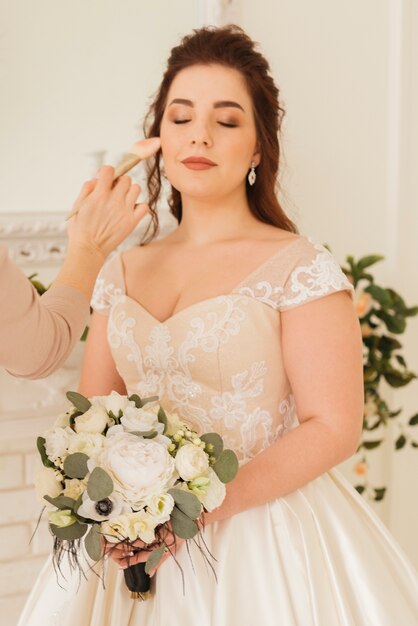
[160,64,260,200]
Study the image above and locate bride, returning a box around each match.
[19,24,418,626]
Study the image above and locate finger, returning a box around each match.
[93,165,116,194]
[110,174,132,199]
[125,183,141,208]
[132,203,149,226]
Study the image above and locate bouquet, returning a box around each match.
[34,391,238,600]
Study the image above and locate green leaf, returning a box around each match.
[355,485,365,495]
[80,326,89,342]
[84,524,103,561]
[157,407,168,434]
[395,435,406,450]
[64,453,89,479]
[384,370,416,388]
[36,437,55,468]
[411,442,418,448]
[374,310,406,334]
[168,488,202,519]
[170,506,199,539]
[361,440,382,450]
[145,544,166,574]
[365,284,392,308]
[43,495,76,510]
[357,255,384,271]
[131,430,158,439]
[373,488,386,502]
[212,449,239,483]
[87,467,113,501]
[408,414,418,426]
[66,391,92,413]
[200,433,224,459]
[50,521,88,540]
[128,394,143,408]
[395,354,407,368]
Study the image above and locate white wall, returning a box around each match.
[237,0,418,567]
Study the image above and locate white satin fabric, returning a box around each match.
[18,469,418,626]
[17,237,418,625]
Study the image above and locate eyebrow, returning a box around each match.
[168,98,245,112]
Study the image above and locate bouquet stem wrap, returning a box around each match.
[123,561,152,601]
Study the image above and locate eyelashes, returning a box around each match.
[173,120,237,128]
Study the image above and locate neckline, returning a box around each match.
[116,235,304,325]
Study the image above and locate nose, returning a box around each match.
[190,119,212,147]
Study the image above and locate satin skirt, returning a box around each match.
[17,468,418,626]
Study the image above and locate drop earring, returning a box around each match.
[248,162,256,186]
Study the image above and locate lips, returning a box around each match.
[181,157,217,165]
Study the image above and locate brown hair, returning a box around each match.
[141,24,298,242]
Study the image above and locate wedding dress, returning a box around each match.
[18,236,418,625]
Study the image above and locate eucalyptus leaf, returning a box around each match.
[168,488,201,519]
[141,396,159,406]
[84,524,103,561]
[87,467,114,501]
[212,449,239,483]
[144,544,166,574]
[157,407,168,434]
[50,522,88,540]
[37,437,55,468]
[200,433,223,459]
[128,394,143,408]
[43,495,76,511]
[66,391,92,413]
[64,453,89,479]
[395,435,406,450]
[131,430,158,439]
[170,506,199,539]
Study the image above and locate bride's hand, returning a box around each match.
[67,136,161,259]
[105,526,185,577]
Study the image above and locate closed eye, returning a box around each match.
[173,120,237,128]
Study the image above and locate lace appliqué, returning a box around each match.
[236,281,284,309]
[209,361,274,462]
[279,243,353,309]
[275,393,299,439]
[91,277,124,312]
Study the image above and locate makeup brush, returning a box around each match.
[65,136,161,220]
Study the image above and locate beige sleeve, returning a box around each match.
[0,245,90,378]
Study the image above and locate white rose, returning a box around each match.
[74,405,108,434]
[92,391,135,417]
[34,466,63,504]
[175,443,209,481]
[62,478,87,500]
[129,511,157,544]
[145,492,175,524]
[67,432,103,460]
[99,432,176,507]
[198,468,226,512]
[120,406,163,434]
[44,427,73,464]
[101,514,131,543]
[165,412,186,437]
[53,412,71,428]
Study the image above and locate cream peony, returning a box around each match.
[101,514,132,543]
[74,405,108,434]
[34,466,63,504]
[121,406,163,434]
[197,468,226,512]
[67,432,103,460]
[145,492,175,525]
[99,432,176,507]
[175,443,209,481]
[44,427,73,465]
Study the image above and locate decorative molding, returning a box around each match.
[0,209,177,267]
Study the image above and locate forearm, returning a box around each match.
[53,241,105,301]
[205,418,359,525]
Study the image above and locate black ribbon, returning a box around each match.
[123,561,151,597]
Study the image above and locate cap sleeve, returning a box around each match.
[278,237,354,312]
[91,253,125,315]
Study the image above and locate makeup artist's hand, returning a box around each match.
[67,136,161,259]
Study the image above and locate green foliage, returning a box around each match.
[87,467,114,501]
[341,253,418,501]
[84,524,103,561]
[212,449,239,483]
[63,453,89,479]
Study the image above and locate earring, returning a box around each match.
[248,162,256,186]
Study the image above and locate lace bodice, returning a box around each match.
[91,236,353,464]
